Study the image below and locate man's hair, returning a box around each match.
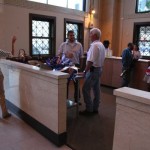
[103,40,110,45]
[134,44,139,50]
[90,28,101,39]
[103,40,110,48]
[67,30,74,36]
[128,42,133,47]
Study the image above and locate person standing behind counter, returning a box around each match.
[57,30,83,103]
[103,40,112,57]
[121,42,134,87]
[0,36,16,118]
[80,28,105,115]
[131,44,142,69]
[133,44,141,60]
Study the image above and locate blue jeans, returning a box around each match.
[82,67,102,112]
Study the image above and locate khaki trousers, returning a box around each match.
[0,72,8,116]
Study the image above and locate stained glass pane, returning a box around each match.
[66,23,78,39]
[32,38,49,55]
[138,26,150,56]
[32,20,50,55]
[32,20,49,37]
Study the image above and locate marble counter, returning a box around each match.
[101,57,150,91]
[113,87,150,150]
[0,59,69,146]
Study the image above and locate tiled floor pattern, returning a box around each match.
[0,112,71,150]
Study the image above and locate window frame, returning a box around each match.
[29,13,56,58]
[64,18,84,46]
[135,0,150,13]
[133,22,150,59]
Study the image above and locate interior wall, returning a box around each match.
[99,0,150,57]
[119,0,150,56]
[99,0,115,50]
[0,0,99,56]
[111,0,121,56]
[2,0,149,58]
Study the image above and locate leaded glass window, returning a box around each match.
[32,20,49,55]
[29,14,56,57]
[138,26,150,56]
[64,19,84,45]
[66,23,78,40]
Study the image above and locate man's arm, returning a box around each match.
[84,61,93,73]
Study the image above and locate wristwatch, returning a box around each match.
[83,70,86,74]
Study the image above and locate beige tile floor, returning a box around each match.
[0,112,72,150]
[0,81,116,150]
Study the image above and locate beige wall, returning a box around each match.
[0,0,98,56]
[99,0,150,57]
[1,0,150,57]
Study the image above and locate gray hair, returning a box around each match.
[90,28,101,40]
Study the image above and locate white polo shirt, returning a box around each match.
[87,40,105,67]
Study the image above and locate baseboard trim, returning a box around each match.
[6,100,67,146]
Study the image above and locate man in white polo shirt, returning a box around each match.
[80,28,105,115]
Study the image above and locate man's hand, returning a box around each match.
[66,52,73,58]
[56,57,61,64]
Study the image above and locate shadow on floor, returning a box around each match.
[66,86,116,150]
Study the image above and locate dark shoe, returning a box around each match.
[3,112,11,118]
[78,102,82,105]
[79,110,93,116]
[93,110,98,114]
[75,101,82,105]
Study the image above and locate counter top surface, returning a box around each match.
[0,59,69,79]
[114,87,150,105]
[106,56,150,62]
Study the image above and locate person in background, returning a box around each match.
[0,36,16,118]
[131,44,142,69]
[80,28,105,115]
[57,30,83,103]
[133,44,141,60]
[121,42,134,87]
[103,40,112,57]
[143,66,150,92]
